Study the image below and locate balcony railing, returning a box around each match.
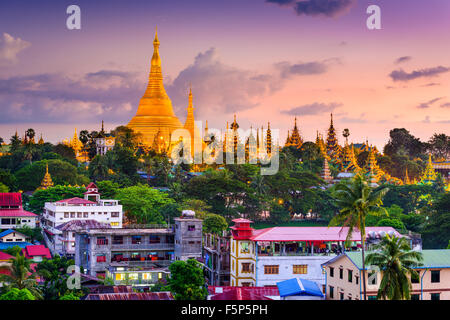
[111,260,172,268]
[111,243,175,251]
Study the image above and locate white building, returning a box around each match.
[229,219,404,290]
[42,182,123,255]
[0,193,38,229]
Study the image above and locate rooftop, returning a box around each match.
[0,229,27,239]
[325,249,450,270]
[208,286,279,300]
[77,227,173,236]
[53,197,97,205]
[0,193,22,207]
[23,245,52,259]
[56,219,112,232]
[250,226,401,242]
[0,210,37,217]
[84,292,174,300]
[0,251,14,261]
[0,242,33,250]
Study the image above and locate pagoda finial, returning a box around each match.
[101,120,104,132]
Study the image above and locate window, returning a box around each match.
[411,294,420,300]
[111,212,120,217]
[411,272,420,284]
[240,242,250,253]
[369,271,377,285]
[264,265,279,274]
[83,212,88,218]
[96,255,106,262]
[128,273,138,280]
[188,225,196,231]
[64,212,69,218]
[329,286,334,299]
[339,268,343,279]
[242,263,251,273]
[132,235,142,244]
[115,273,125,281]
[329,267,334,277]
[339,292,344,300]
[96,237,108,245]
[348,270,353,283]
[293,265,308,274]
[431,270,440,283]
[77,212,82,218]
[368,296,377,300]
[142,273,151,280]
[242,282,251,287]
[431,293,440,301]
[112,236,123,244]
[110,222,119,227]
[70,212,75,218]
[355,276,359,285]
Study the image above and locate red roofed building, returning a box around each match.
[0,193,38,229]
[23,244,52,262]
[229,219,412,289]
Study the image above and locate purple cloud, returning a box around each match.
[281,102,342,116]
[266,0,356,18]
[389,66,450,82]
[394,56,412,65]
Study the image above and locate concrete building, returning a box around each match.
[203,231,231,286]
[75,211,203,288]
[0,193,38,229]
[229,218,404,288]
[174,210,203,261]
[322,249,450,300]
[55,220,111,258]
[42,183,123,255]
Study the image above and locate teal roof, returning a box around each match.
[342,250,450,270]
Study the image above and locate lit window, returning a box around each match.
[264,265,279,274]
[128,273,138,280]
[293,265,308,274]
[115,273,125,281]
[142,273,151,280]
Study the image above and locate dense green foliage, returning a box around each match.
[0,288,36,300]
[166,259,208,300]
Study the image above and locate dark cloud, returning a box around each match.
[281,102,342,116]
[394,56,412,65]
[389,66,450,82]
[166,48,337,118]
[416,97,444,109]
[0,47,337,125]
[0,71,143,123]
[267,0,356,18]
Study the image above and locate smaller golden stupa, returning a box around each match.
[38,163,54,190]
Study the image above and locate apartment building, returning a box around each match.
[75,211,203,288]
[41,183,123,255]
[0,193,37,229]
[229,218,404,288]
[322,249,450,300]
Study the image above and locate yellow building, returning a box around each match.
[230,219,256,287]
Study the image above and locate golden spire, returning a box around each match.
[405,168,411,185]
[38,163,54,190]
[420,154,437,184]
[127,27,183,146]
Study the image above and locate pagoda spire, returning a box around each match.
[38,163,54,190]
[266,122,272,155]
[404,168,411,185]
[321,158,333,184]
[420,154,437,184]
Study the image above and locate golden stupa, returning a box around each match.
[127,28,183,146]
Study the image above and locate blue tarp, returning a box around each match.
[277,278,324,298]
[0,241,32,250]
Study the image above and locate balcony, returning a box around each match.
[111,243,175,251]
[110,259,172,268]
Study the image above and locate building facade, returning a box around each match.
[322,250,450,300]
[229,219,405,288]
[75,211,203,288]
[0,193,37,229]
[203,231,231,286]
[42,183,123,255]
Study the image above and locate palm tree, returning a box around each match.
[251,174,267,196]
[365,234,423,300]
[330,174,389,300]
[0,254,42,299]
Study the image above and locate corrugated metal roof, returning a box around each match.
[0,242,33,250]
[56,219,111,231]
[84,292,174,300]
[250,227,401,242]
[277,278,324,298]
[0,210,37,217]
[54,197,96,205]
[344,249,450,270]
[0,193,22,206]
[208,286,278,300]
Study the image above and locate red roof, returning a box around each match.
[0,193,22,207]
[0,251,14,261]
[23,245,51,259]
[208,286,279,300]
[54,197,96,205]
[85,292,174,300]
[249,227,401,242]
[232,218,253,223]
[86,182,98,189]
[0,210,37,217]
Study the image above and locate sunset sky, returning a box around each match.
[0,0,449,150]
